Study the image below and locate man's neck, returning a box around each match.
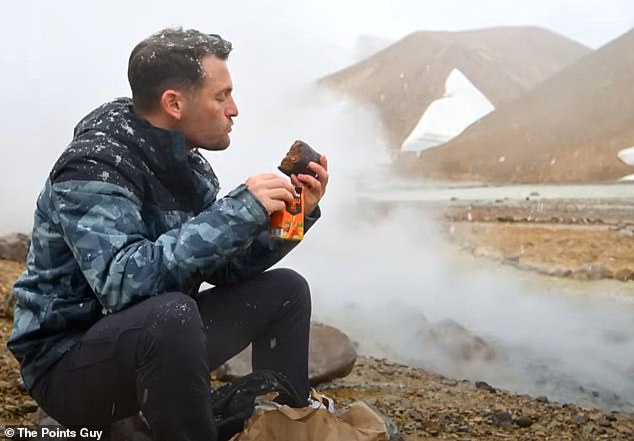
[134,108,173,131]
[133,107,195,150]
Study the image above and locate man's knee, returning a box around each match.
[268,268,311,311]
[146,292,204,339]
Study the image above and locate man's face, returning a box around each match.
[179,55,238,150]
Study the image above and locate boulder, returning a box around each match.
[424,318,497,363]
[0,233,30,262]
[215,322,357,385]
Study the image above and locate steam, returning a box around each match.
[223,66,634,410]
[1,0,634,412]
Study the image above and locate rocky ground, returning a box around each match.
[324,357,634,440]
[2,195,634,439]
[0,259,37,426]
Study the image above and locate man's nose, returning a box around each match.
[226,97,238,117]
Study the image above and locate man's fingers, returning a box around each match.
[247,174,295,192]
[320,155,328,171]
[269,200,287,214]
[251,173,280,182]
[268,187,296,206]
[271,176,296,193]
[307,162,329,187]
[263,175,291,188]
[297,174,322,193]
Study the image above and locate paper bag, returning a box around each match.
[229,392,389,441]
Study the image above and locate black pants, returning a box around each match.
[30,268,311,441]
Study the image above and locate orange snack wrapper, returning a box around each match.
[270,186,304,241]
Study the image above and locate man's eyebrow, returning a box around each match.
[215,86,233,95]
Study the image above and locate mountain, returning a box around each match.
[415,28,634,183]
[319,26,590,150]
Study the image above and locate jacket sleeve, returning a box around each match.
[204,205,321,285]
[51,179,270,313]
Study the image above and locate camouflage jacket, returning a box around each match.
[7,98,320,390]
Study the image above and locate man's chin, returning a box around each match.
[197,137,231,151]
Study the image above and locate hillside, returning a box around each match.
[415,29,634,183]
[319,26,590,149]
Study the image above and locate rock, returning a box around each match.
[492,411,513,427]
[515,415,533,428]
[455,423,470,432]
[613,268,634,281]
[407,409,423,421]
[571,413,589,425]
[422,421,441,436]
[606,413,617,422]
[20,400,38,413]
[617,424,634,436]
[550,267,573,278]
[16,377,27,392]
[308,322,357,384]
[475,381,496,393]
[536,395,549,403]
[0,233,30,262]
[504,253,521,264]
[424,319,497,363]
[593,426,607,435]
[214,322,357,385]
[492,403,507,413]
[584,262,611,280]
[588,410,603,421]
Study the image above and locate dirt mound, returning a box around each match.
[415,29,634,183]
[319,26,589,148]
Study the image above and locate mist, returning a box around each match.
[2,0,634,410]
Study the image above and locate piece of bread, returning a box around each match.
[278,140,321,177]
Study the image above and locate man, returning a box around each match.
[7,28,328,440]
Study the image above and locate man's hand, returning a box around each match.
[291,155,329,215]
[245,174,297,215]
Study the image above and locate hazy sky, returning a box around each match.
[1,0,632,233]
[298,0,633,49]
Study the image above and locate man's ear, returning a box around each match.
[160,89,184,120]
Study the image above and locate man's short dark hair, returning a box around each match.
[128,28,233,112]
